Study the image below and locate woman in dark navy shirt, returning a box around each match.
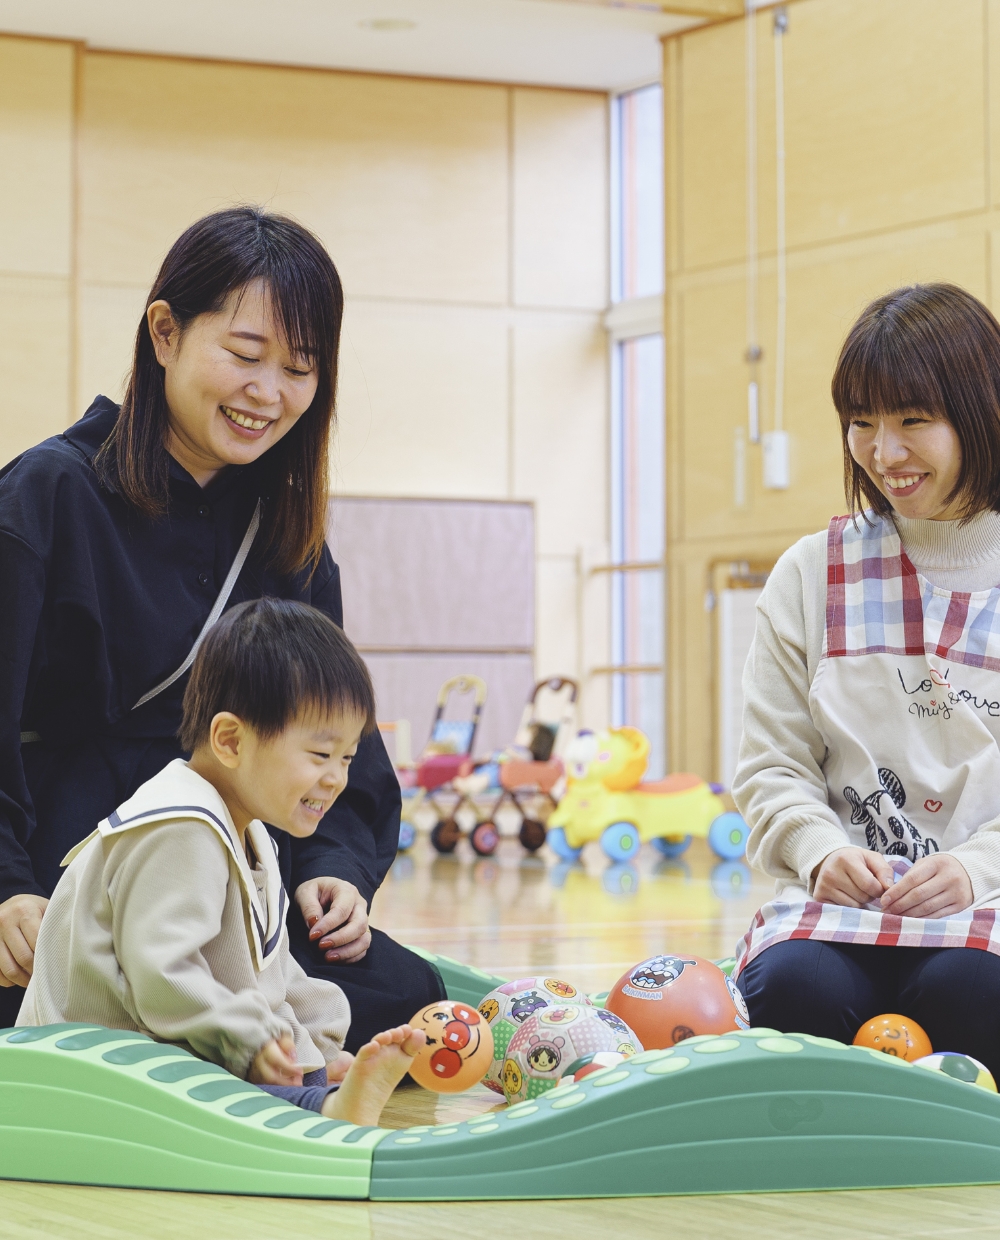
[0,207,443,1041]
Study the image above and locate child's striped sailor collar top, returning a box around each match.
[61,758,287,971]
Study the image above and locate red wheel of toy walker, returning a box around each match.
[470,821,499,856]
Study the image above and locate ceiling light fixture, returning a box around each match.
[358,18,417,31]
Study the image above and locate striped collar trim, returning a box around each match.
[62,760,287,971]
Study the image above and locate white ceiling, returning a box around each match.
[0,0,702,92]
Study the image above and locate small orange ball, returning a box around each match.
[853,1013,932,1062]
[407,1001,495,1093]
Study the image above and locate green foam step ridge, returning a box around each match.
[369,1033,1000,1200]
[0,1025,386,1198]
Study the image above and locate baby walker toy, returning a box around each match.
[471,677,579,853]
[545,726,750,863]
[391,675,500,857]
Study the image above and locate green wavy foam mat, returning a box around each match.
[6,1025,1000,1201]
[0,1025,385,1197]
[370,1032,1000,1200]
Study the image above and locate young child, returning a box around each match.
[17,598,425,1126]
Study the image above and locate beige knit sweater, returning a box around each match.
[733,510,1000,903]
[17,760,350,1078]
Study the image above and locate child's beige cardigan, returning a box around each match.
[17,760,350,1078]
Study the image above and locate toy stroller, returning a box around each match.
[487,677,578,851]
[402,675,499,856]
[440,677,579,855]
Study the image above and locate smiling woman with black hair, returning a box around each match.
[0,206,444,1037]
[733,283,1000,1074]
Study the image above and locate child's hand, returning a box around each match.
[879,853,973,918]
[812,846,893,907]
[248,1033,303,1087]
[325,1050,355,1086]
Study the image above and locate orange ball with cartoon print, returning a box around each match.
[605,954,749,1049]
[407,1000,495,1093]
[853,1014,932,1062]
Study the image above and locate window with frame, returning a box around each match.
[605,82,665,778]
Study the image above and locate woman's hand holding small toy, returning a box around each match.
[249,1033,303,1087]
[0,893,48,987]
[813,847,893,907]
[296,877,371,963]
[879,853,973,918]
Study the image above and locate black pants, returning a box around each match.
[737,939,1000,1080]
[287,921,446,1054]
[0,925,446,1049]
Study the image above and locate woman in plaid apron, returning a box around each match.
[733,284,1000,1073]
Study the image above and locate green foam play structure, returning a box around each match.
[0,1025,384,1198]
[5,1023,1000,1199]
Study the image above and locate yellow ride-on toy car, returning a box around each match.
[545,726,749,863]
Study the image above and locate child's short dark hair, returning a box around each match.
[179,598,376,751]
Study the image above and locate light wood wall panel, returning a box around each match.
[513,88,608,310]
[77,283,146,408]
[334,301,509,499]
[79,54,510,305]
[667,0,1000,776]
[512,315,607,557]
[0,38,74,278]
[783,0,986,249]
[0,275,72,459]
[0,37,75,451]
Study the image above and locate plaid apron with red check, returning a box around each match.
[734,513,1000,978]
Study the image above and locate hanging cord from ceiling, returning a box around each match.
[744,0,761,445]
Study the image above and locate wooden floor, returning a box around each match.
[4,835,1000,1238]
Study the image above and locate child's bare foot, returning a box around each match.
[322,1024,426,1127]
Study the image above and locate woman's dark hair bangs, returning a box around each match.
[96,206,343,576]
[831,283,1000,521]
[832,330,946,424]
[179,598,377,753]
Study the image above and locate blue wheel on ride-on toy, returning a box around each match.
[547,826,583,861]
[601,821,641,862]
[397,820,416,851]
[708,811,750,860]
[652,834,692,858]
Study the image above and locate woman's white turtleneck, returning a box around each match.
[895,509,1000,592]
[731,508,1000,903]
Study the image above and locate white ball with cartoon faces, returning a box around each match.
[501,1004,642,1104]
[477,977,593,1095]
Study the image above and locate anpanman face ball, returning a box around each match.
[605,955,749,1050]
[853,1014,932,1063]
[408,1001,494,1093]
